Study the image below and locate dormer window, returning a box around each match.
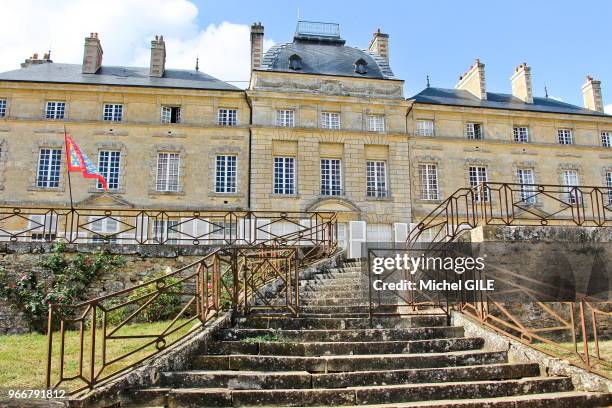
[354,58,368,75]
[288,54,302,71]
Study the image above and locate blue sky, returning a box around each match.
[196,0,611,107]
[0,1,609,111]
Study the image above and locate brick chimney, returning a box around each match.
[250,22,264,70]
[21,51,53,68]
[368,29,389,63]
[149,35,166,77]
[582,75,604,112]
[82,33,103,74]
[456,59,487,100]
[510,62,533,104]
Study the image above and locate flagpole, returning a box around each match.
[64,125,74,210]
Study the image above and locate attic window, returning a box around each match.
[354,59,368,75]
[288,54,302,70]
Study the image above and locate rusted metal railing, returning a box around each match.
[406,182,611,377]
[44,212,337,393]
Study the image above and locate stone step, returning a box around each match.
[298,297,393,306]
[318,391,612,408]
[193,350,508,372]
[138,377,572,407]
[220,326,464,342]
[299,289,371,299]
[298,305,398,314]
[208,337,484,356]
[300,276,366,284]
[234,315,449,330]
[300,283,368,292]
[159,363,539,389]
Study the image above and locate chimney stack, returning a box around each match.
[149,35,166,77]
[21,51,53,68]
[82,33,103,74]
[250,22,264,70]
[368,29,389,63]
[455,59,487,100]
[510,62,533,104]
[582,75,604,112]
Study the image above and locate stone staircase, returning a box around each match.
[125,260,612,407]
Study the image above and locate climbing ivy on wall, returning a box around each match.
[0,243,125,332]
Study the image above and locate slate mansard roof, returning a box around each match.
[0,63,240,91]
[258,22,396,80]
[412,87,610,117]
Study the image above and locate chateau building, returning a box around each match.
[0,22,610,257]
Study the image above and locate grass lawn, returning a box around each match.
[0,318,199,391]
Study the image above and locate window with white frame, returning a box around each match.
[45,101,65,119]
[156,152,180,192]
[276,110,295,127]
[416,120,434,136]
[466,123,483,139]
[558,129,573,145]
[273,157,295,195]
[516,168,536,204]
[218,108,237,126]
[215,155,237,193]
[320,158,342,196]
[562,170,581,204]
[103,104,123,121]
[321,112,340,130]
[90,217,119,243]
[153,219,179,244]
[36,148,61,188]
[513,126,529,143]
[367,115,385,132]
[366,161,387,197]
[97,150,121,190]
[28,214,57,242]
[602,131,611,147]
[606,171,612,205]
[0,99,6,117]
[418,164,439,200]
[468,166,489,202]
[161,106,181,124]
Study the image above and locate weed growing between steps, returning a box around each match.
[242,333,280,343]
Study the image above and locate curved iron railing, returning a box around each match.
[44,212,337,392]
[406,182,611,377]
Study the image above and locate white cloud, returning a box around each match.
[0,0,273,85]
[605,104,612,115]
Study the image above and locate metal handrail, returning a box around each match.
[44,211,337,392]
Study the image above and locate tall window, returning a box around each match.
[416,120,434,136]
[366,161,387,197]
[215,155,237,193]
[558,129,573,145]
[466,123,483,139]
[320,159,342,196]
[36,148,61,188]
[469,166,489,202]
[276,110,295,127]
[0,99,6,117]
[161,106,181,124]
[218,109,237,126]
[45,101,65,119]
[153,220,179,244]
[103,104,123,121]
[367,115,385,132]
[98,151,121,190]
[273,157,295,195]
[91,217,118,243]
[513,126,529,143]
[607,171,612,205]
[156,152,180,192]
[562,170,581,204]
[419,164,439,200]
[321,112,340,130]
[602,131,611,147]
[516,168,536,204]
